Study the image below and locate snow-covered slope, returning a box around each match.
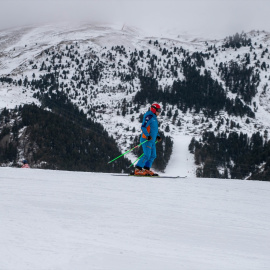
[2,23,270,176]
[0,167,270,270]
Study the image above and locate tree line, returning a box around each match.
[134,60,255,118]
[189,131,270,180]
[0,104,130,172]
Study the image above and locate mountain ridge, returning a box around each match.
[1,23,270,179]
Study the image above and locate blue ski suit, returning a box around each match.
[136,111,160,169]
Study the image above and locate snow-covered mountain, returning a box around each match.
[1,23,270,178]
[1,167,270,270]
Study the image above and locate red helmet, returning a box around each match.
[150,103,161,114]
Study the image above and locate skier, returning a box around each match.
[134,103,162,176]
[21,159,30,168]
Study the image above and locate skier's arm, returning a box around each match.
[141,115,153,137]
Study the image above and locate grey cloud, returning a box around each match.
[0,0,269,36]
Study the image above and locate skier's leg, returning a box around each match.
[136,141,152,169]
[144,142,156,168]
[142,143,158,175]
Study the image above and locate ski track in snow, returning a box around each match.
[165,134,195,177]
[0,168,270,270]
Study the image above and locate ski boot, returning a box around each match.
[143,167,159,176]
[133,166,148,176]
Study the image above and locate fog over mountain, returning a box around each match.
[1,0,270,37]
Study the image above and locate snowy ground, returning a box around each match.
[1,168,270,270]
[0,86,39,109]
[165,134,196,177]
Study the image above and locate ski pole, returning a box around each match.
[108,140,148,164]
[129,153,144,168]
[129,141,159,168]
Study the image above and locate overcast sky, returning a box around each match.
[1,0,269,36]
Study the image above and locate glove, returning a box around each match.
[147,135,152,141]
[157,136,162,142]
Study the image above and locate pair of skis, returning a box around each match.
[112,174,186,179]
[109,142,186,178]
